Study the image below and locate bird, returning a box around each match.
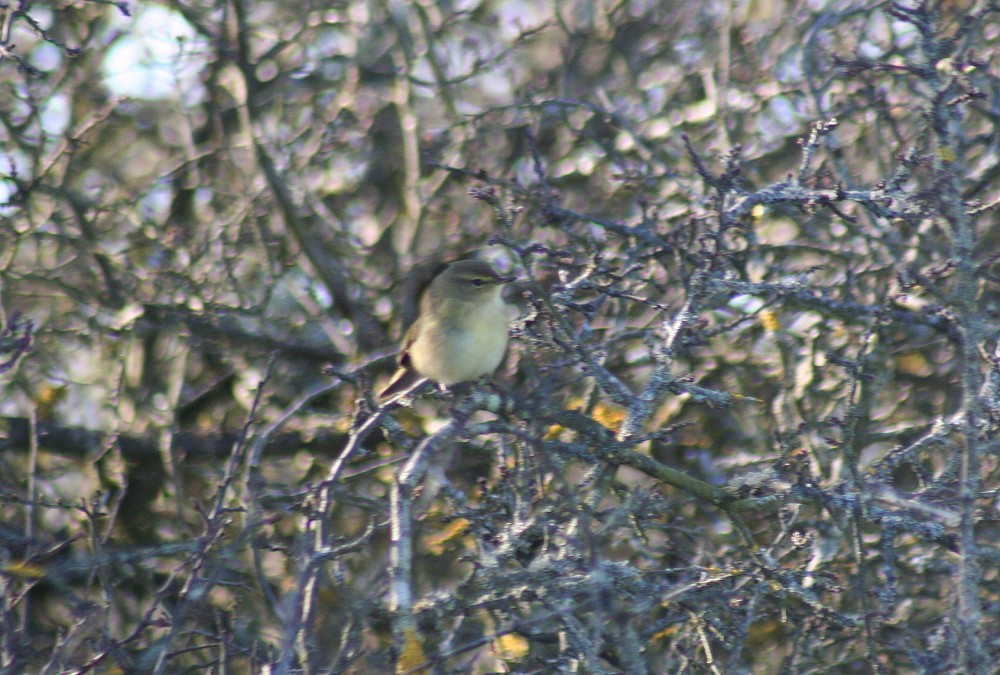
[379,259,515,399]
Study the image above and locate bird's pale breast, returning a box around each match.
[409,295,509,385]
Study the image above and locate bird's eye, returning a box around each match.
[471,278,485,287]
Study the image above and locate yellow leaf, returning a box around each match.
[751,203,765,220]
[3,560,46,579]
[897,351,933,377]
[495,633,530,661]
[938,146,957,163]
[397,627,428,674]
[423,518,471,556]
[759,309,781,332]
[652,624,679,640]
[35,384,67,419]
[591,402,626,431]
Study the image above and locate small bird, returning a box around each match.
[379,259,515,399]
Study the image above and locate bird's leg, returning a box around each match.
[379,377,431,409]
[434,382,486,422]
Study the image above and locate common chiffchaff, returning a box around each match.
[379,259,515,399]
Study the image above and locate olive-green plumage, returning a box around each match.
[379,260,514,398]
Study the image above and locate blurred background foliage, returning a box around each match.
[1,0,999,672]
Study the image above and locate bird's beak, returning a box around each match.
[496,275,516,284]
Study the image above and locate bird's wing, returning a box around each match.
[379,320,423,399]
[396,319,422,366]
